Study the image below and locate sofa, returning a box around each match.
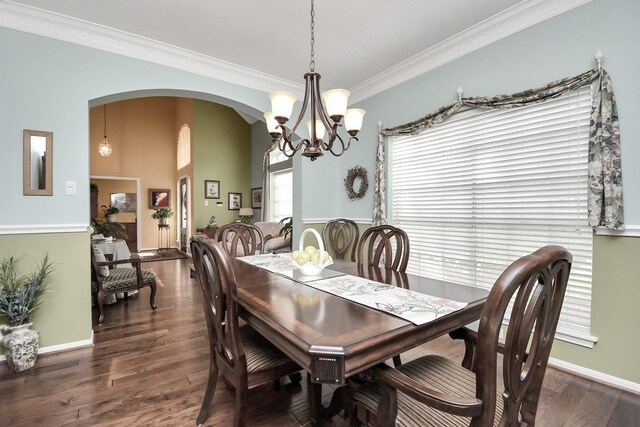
[255,221,291,253]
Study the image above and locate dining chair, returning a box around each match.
[347,245,572,427]
[216,223,264,257]
[190,235,302,427]
[90,246,158,324]
[322,218,360,262]
[357,225,410,273]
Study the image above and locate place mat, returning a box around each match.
[305,275,468,325]
[238,253,345,283]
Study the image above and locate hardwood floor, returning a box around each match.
[1,258,638,426]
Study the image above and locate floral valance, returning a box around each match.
[374,67,623,230]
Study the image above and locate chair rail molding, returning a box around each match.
[0,224,89,235]
[303,218,372,225]
[594,225,640,238]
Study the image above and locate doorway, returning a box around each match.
[90,176,141,252]
[178,176,190,253]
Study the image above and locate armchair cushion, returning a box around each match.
[91,268,156,293]
[352,356,503,427]
[93,247,110,277]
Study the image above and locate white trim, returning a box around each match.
[0,332,94,362]
[349,0,592,103]
[0,224,88,235]
[0,1,302,97]
[303,218,371,225]
[594,225,640,237]
[554,330,598,349]
[549,357,640,394]
[0,0,590,103]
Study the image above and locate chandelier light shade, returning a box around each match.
[98,104,112,157]
[265,0,365,161]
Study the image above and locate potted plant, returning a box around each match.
[152,208,174,225]
[101,204,119,223]
[0,255,53,373]
[90,218,128,240]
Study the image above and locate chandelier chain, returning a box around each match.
[309,0,315,72]
[103,104,107,137]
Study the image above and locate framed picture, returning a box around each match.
[228,192,242,211]
[149,188,170,209]
[204,180,220,199]
[251,187,263,209]
[111,192,137,213]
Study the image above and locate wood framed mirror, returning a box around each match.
[23,129,53,196]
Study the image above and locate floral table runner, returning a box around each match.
[238,253,345,283]
[239,254,467,325]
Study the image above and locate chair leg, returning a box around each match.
[233,384,247,427]
[149,282,158,310]
[97,291,105,325]
[196,353,219,426]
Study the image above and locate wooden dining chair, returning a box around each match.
[190,235,302,427]
[323,218,360,262]
[216,223,264,257]
[90,246,157,325]
[357,225,410,272]
[347,245,572,427]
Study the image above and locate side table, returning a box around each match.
[158,224,170,250]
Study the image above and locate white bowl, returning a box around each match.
[297,257,333,276]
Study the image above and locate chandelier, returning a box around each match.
[98,104,112,157]
[264,0,365,161]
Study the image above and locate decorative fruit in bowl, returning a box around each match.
[292,229,333,276]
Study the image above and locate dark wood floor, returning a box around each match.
[1,258,638,426]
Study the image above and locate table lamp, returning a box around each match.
[239,208,253,223]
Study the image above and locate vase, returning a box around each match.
[159,217,168,225]
[107,214,117,223]
[0,323,40,373]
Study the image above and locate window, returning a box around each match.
[390,86,594,344]
[177,124,191,169]
[268,151,292,221]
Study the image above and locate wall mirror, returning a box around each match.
[23,129,53,196]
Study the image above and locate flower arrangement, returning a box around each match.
[0,255,53,326]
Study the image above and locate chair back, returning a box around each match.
[323,218,359,261]
[474,245,572,426]
[191,235,247,377]
[216,223,264,257]
[357,225,410,272]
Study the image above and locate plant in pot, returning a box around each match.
[90,218,128,240]
[152,208,174,225]
[101,204,119,223]
[0,255,53,373]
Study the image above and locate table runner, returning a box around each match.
[239,254,467,325]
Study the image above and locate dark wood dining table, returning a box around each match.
[230,257,489,425]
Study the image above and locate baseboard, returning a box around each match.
[549,357,640,394]
[0,332,94,362]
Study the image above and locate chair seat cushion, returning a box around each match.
[352,355,504,427]
[92,268,156,293]
[239,325,296,374]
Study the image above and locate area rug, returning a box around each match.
[135,249,188,263]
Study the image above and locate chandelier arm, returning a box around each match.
[324,132,347,156]
[288,75,313,138]
[312,75,334,133]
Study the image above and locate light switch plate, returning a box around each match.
[65,180,77,195]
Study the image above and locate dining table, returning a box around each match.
[229,255,490,425]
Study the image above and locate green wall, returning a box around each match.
[0,231,92,347]
[193,100,251,228]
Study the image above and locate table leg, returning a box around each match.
[307,373,352,426]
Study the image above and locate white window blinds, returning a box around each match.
[390,86,593,342]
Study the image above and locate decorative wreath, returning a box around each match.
[344,166,369,200]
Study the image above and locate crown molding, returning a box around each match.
[0,0,590,103]
[349,0,593,103]
[0,0,303,96]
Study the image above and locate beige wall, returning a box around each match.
[90,97,178,250]
[91,178,137,223]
